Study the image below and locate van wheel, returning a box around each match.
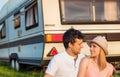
[11,59,19,71]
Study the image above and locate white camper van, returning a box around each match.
[0,0,120,71]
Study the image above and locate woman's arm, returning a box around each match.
[107,63,114,77]
[44,73,53,77]
[77,57,90,77]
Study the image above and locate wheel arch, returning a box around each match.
[9,53,19,62]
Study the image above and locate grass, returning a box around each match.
[114,71,120,77]
[0,62,119,77]
[0,62,44,77]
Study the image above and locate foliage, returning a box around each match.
[0,62,44,77]
[114,71,120,77]
[0,62,119,77]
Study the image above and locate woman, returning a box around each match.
[77,36,114,77]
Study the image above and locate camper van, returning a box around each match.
[0,0,120,71]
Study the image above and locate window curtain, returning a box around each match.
[104,1,118,21]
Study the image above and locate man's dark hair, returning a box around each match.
[63,28,84,49]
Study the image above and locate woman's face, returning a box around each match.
[89,42,100,58]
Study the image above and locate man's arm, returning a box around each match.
[44,55,58,77]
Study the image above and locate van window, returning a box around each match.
[14,11,21,29]
[0,22,6,39]
[60,0,120,24]
[25,2,38,30]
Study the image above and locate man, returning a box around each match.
[44,28,85,77]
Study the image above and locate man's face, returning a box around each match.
[70,38,83,56]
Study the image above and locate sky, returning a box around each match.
[0,0,8,10]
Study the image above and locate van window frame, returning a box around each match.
[25,1,38,30]
[59,0,120,24]
[0,21,6,39]
[14,11,21,29]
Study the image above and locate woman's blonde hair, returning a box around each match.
[98,48,107,71]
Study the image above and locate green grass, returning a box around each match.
[0,62,119,77]
[114,71,120,77]
[0,62,44,77]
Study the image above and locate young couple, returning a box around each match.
[44,28,114,77]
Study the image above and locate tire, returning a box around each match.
[11,59,19,71]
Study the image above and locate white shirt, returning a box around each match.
[45,51,85,77]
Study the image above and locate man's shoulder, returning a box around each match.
[53,51,66,59]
